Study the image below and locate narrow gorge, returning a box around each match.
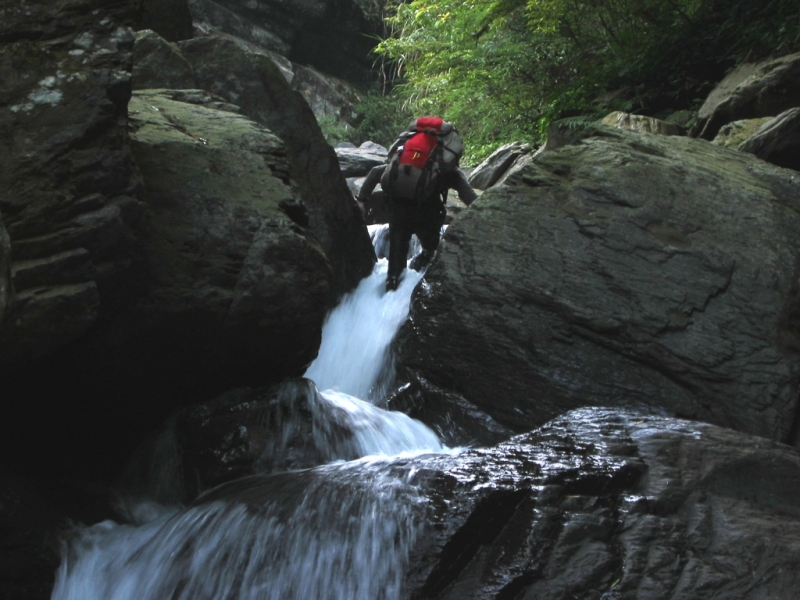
[2,0,800,599]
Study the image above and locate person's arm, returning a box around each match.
[357,165,386,203]
[452,168,478,205]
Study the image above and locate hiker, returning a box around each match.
[356,117,477,292]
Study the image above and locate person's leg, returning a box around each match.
[387,202,414,290]
[409,198,446,271]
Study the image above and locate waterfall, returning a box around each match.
[51,462,426,600]
[52,226,448,600]
[304,225,424,402]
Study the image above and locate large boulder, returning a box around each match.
[0,84,348,496]
[0,217,11,327]
[335,141,388,178]
[711,116,773,148]
[395,122,800,445]
[467,141,533,190]
[401,409,800,599]
[133,26,363,129]
[129,29,375,294]
[403,409,800,599]
[188,0,382,83]
[738,107,800,171]
[132,29,196,90]
[0,467,60,600]
[692,53,800,140]
[138,0,193,42]
[176,35,375,296]
[62,408,800,599]
[0,0,142,366]
[122,88,332,385]
[601,111,686,136]
[291,63,361,125]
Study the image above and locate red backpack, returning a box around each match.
[381,117,463,203]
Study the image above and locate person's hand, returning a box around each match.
[356,199,366,219]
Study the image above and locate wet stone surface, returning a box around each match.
[194,407,800,599]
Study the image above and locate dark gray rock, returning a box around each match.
[0,217,10,328]
[175,384,320,498]
[132,29,196,90]
[193,408,800,599]
[138,0,193,42]
[692,52,800,140]
[0,466,60,600]
[335,143,388,177]
[188,0,382,83]
[0,282,99,363]
[601,111,686,136]
[178,34,375,296]
[119,380,327,503]
[404,409,800,599]
[711,116,774,148]
[291,63,361,125]
[358,141,388,154]
[384,376,515,447]
[189,0,291,55]
[467,141,532,190]
[0,79,347,511]
[122,89,331,385]
[738,107,800,171]
[0,0,143,366]
[395,122,800,445]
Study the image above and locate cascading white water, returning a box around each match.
[304,225,424,402]
[51,461,426,600]
[52,226,447,600]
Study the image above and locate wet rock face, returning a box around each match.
[0,467,60,600]
[395,123,800,445]
[120,88,331,389]
[189,0,382,83]
[0,217,10,327]
[201,408,800,599]
[385,377,514,448]
[132,28,196,89]
[175,384,323,499]
[412,409,800,599]
[177,34,375,296]
[139,0,193,42]
[0,0,142,366]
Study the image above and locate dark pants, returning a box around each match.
[387,197,446,280]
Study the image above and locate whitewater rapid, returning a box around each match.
[51,225,448,600]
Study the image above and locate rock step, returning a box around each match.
[0,282,99,363]
[11,248,94,291]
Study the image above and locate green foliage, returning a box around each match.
[351,90,416,148]
[315,91,415,149]
[375,0,800,156]
[351,0,388,21]
[317,114,355,147]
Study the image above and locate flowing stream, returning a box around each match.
[51,226,450,600]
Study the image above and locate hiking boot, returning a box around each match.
[409,249,435,272]
[385,275,400,292]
